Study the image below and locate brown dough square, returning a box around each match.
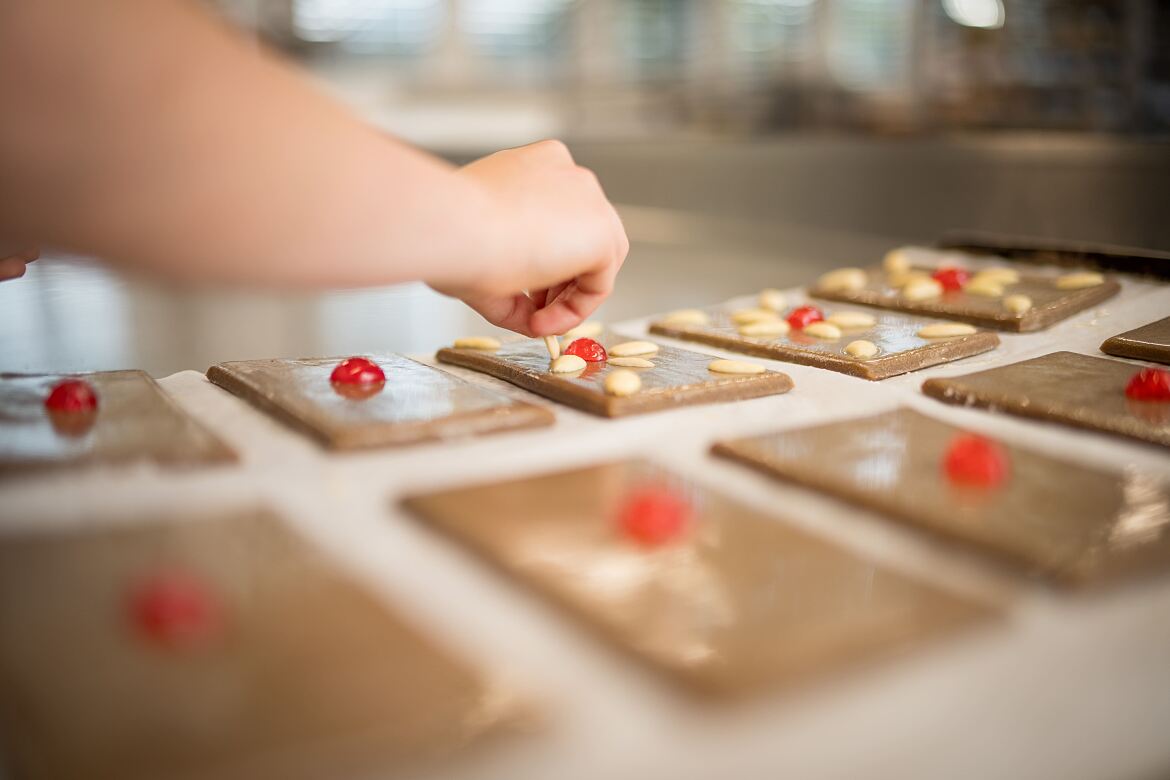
[649,306,999,380]
[403,461,993,698]
[938,233,1170,281]
[1100,316,1170,365]
[0,370,235,476]
[714,408,1170,586]
[207,354,553,450]
[435,337,792,418]
[0,510,516,780]
[922,351,1170,449]
[809,266,1120,332]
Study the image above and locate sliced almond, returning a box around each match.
[825,311,876,329]
[549,354,587,373]
[1004,294,1033,315]
[902,278,944,301]
[608,356,655,368]
[738,320,790,338]
[562,321,603,340]
[758,288,787,311]
[730,308,780,325]
[661,309,709,326]
[883,248,911,274]
[817,267,867,293]
[802,321,843,339]
[964,278,1004,298]
[609,340,659,358]
[889,270,932,288]
[972,267,1019,285]
[453,336,501,350]
[708,359,766,375]
[917,322,977,338]
[1055,271,1105,290]
[604,369,642,397]
[845,340,879,359]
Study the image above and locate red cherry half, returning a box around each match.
[1125,368,1170,401]
[563,338,608,362]
[617,486,692,547]
[330,357,385,385]
[128,569,223,651]
[49,409,97,437]
[943,433,1009,488]
[786,305,824,331]
[932,267,970,292]
[44,379,98,413]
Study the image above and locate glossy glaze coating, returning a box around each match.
[207,354,553,449]
[436,335,792,418]
[404,461,992,697]
[650,305,999,380]
[1101,316,1170,365]
[714,408,1170,585]
[923,351,1170,449]
[0,510,515,779]
[809,265,1120,332]
[0,370,235,476]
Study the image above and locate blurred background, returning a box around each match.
[3,0,1169,376]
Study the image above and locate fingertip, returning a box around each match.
[509,324,537,338]
[0,258,27,281]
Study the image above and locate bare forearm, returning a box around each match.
[0,0,507,288]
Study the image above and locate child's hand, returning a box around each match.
[436,140,628,337]
[0,248,38,281]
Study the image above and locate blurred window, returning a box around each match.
[942,0,1004,29]
[275,0,1167,134]
[292,0,443,54]
[618,0,689,80]
[460,0,571,58]
[825,0,915,91]
[728,0,816,77]
[729,0,815,56]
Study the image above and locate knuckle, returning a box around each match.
[574,165,600,186]
[532,138,571,160]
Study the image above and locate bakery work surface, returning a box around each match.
[3,260,1169,780]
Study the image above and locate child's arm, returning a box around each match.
[0,0,626,337]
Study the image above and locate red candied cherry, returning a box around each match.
[617,486,692,547]
[330,357,385,385]
[128,569,223,651]
[44,378,98,413]
[1125,368,1170,401]
[931,267,970,292]
[49,409,97,437]
[563,338,608,362]
[943,433,1010,488]
[786,305,824,331]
